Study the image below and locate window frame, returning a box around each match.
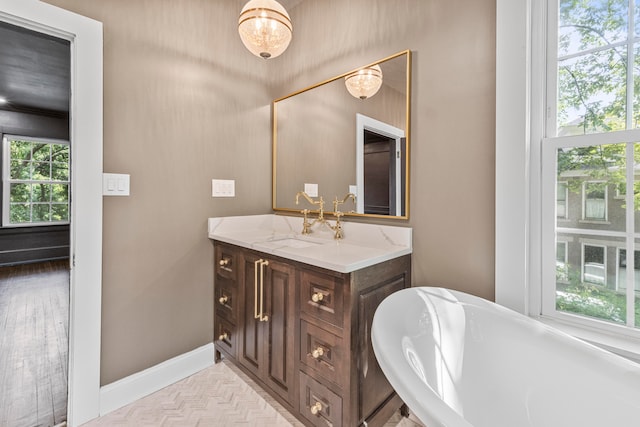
[2,134,70,227]
[539,0,640,339]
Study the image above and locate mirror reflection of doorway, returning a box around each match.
[0,21,71,427]
[363,130,406,215]
[356,113,406,216]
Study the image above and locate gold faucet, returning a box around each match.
[295,191,325,234]
[295,191,356,239]
[328,193,356,239]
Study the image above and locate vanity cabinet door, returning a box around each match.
[239,251,296,403]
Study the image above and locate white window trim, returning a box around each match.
[2,134,70,227]
[496,0,640,359]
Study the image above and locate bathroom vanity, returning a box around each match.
[208,215,412,427]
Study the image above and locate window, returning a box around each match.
[557,181,568,218]
[582,181,607,221]
[2,135,70,226]
[617,248,640,292]
[543,0,640,332]
[582,244,606,285]
[556,240,569,282]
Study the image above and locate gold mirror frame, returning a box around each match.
[272,50,412,219]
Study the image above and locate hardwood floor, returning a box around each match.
[0,260,70,427]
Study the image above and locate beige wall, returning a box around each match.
[44,0,495,385]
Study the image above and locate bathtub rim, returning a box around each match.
[371,286,640,427]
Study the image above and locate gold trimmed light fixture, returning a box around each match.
[238,0,293,59]
[344,65,383,100]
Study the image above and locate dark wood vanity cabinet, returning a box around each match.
[213,240,411,427]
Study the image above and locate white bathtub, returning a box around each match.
[371,287,640,427]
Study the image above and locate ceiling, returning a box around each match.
[0,21,70,117]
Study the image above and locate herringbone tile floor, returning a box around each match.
[81,360,424,427]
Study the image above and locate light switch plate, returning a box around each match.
[304,183,318,197]
[212,179,235,197]
[103,173,130,196]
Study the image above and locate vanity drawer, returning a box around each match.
[215,243,238,281]
[214,280,237,322]
[214,315,236,358]
[300,320,344,388]
[300,271,344,329]
[299,371,343,427]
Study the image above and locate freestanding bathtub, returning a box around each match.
[371,287,640,427]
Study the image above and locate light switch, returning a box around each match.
[212,179,235,197]
[304,183,318,197]
[103,173,130,196]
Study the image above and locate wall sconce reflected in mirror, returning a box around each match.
[344,65,383,99]
[238,0,293,59]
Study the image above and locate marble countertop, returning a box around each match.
[207,214,412,273]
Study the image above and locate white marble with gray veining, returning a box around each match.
[208,214,411,273]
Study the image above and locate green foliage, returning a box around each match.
[556,264,640,325]
[557,0,640,134]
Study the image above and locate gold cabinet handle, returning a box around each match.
[311,347,324,359]
[254,259,261,320]
[219,258,230,267]
[310,401,323,415]
[218,295,228,305]
[254,259,269,322]
[259,260,269,322]
[218,332,228,341]
[311,292,324,303]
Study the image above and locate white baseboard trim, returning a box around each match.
[99,343,214,416]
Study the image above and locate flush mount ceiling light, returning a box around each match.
[0,96,7,105]
[344,65,383,100]
[238,0,292,59]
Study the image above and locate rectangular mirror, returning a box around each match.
[273,50,411,219]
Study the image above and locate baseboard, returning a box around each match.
[99,343,214,416]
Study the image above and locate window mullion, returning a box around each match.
[626,142,636,327]
[627,0,635,130]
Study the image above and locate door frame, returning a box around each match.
[356,113,405,216]
[0,1,103,426]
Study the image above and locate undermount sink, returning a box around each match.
[257,236,326,249]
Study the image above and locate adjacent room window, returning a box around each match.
[544,0,640,332]
[2,135,70,226]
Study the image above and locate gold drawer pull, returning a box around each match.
[311,347,324,359]
[310,401,323,415]
[311,292,324,303]
[218,332,229,341]
[218,295,229,305]
[219,258,230,267]
[254,259,269,322]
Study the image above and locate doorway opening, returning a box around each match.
[0,20,71,426]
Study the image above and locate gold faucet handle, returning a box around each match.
[333,193,356,212]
